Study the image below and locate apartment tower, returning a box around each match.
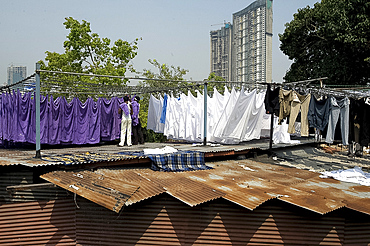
[7,65,27,85]
[210,0,273,83]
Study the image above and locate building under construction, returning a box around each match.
[210,0,273,83]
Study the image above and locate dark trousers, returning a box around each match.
[132,120,144,145]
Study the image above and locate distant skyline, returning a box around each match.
[0,0,319,86]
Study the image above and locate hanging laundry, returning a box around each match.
[159,94,168,124]
[307,95,331,131]
[273,120,300,144]
[147,94,165,133]
[163,93,181,140]
[207,87,229,140]
[288,91,311,137]
[211,87,240,143]
[217,89,267,144]
[0,90,122,146]
[185,91,201,141]
[325,96,350,145]
[349,98,370,147]
[149,87,272,145]
[100,97,121,141]
[264,84,280,116]
[278,89,293,124]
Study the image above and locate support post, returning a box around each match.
[269,112,274,156]
[203,82,208,146]
[35,63,41,158]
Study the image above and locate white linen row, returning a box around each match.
[147,87,297,144]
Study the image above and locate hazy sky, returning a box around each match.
[0,0,319,85]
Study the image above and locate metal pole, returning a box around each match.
[35,63,41,158]
[269,112,274,156]
[203,82,208,146]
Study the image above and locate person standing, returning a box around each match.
[118,96,132,147]
[131,96,144,145]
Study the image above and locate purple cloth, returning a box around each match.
[131,101,140,126]
[0,90,123,145]
[119,102,130,117]
[100,97,121,141]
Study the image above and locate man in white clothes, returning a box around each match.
[118,96,132,147]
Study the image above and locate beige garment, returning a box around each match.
[288,91,311,137]
[278,89,293,124]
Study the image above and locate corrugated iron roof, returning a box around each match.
[151,174,226,206]
[0,143,256,167]
[41,170,141,212]
[41,159,370,215]
[0,148,144,167]
[93,169,166,206]
[0,138,316,167]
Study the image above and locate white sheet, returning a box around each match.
[149,87,294,145]
[147,94,164,133]
[320,167,370,186]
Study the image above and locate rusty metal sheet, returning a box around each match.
[95,169,166,206]
[279,176,370,215]
[176,160,370,215]
[0,199,76,245]
[40,151,140,166]
[238,159,319,185]
[41,170,140,213]
[158,175,225,207]
[99,168,225,207]
[0,149,142,167]
[4,191,369,245]
[232,160,370,215]
[41,158,370,216]
[0,139,315,167]
[179,166,278,210]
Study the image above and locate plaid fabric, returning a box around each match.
[117,150,212,172]
[149,151,211,172]
[150,154,170,171]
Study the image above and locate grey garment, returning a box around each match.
[325,97,350,145]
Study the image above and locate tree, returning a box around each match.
[39,17,140,100]
[279,0,370,85]
[139,59,190,127]
[138,59,191,142]
[141,59,191,95]
[205,72,226,95]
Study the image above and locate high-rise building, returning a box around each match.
[210,22,233,82]
[210,0,273,83]
[7,65,27,85]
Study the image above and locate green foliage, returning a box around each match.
[39,17,140,101]
[204,72,226,94]
[138,59,190,142]
[139,59,190,128]
[279,0,370,85]
[142,59,191,96]
[144,129,167,143]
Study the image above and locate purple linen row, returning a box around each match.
[0,90,124,145]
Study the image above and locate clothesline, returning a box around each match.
[147,83,370,150]
[0,73,36,93]
[148,87,298,145]
[282,77,328,85]
[37,69,334,93]
[308,87,370,100]
[4,68,364,100]
[1,75,367,154]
